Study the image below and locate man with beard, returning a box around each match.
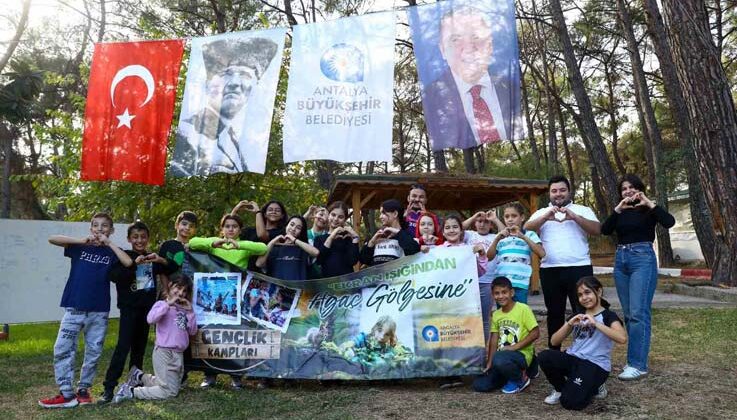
[524,175,600,349]
[404,184,428,236]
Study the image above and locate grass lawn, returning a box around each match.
[2,308,736,419]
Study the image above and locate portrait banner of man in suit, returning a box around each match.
[171,29,287,177]
[408,0,524,151]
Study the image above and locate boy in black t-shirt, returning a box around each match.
[158,211,198,282]
[100,221,169,403]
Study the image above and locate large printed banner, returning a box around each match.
[184,246,485,380]
[171,29,287,177]
[81,40,185,185]
[282,12,395,164]
[408,0,524,151]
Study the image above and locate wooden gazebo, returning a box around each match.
[328,173,549,291]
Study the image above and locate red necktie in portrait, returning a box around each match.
[81,40,185,185]
[470,84,501,144]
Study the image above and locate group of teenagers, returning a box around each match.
[38,173,675,412]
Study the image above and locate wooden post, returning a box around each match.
[529,192,541,294]
[352,190,363,272]
[351,189,362,239]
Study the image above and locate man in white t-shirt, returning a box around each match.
[525,175,600,349]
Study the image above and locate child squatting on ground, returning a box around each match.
[473,276,540,394]
[113,273,198,402]
[39,213,134,409]
[539,276,627,410]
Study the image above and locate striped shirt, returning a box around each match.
[494,230,541,289]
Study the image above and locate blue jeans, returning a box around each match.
[613,242,658,372]
[472,350,527,392]
[479,283,492,344]
[54,309,109,398]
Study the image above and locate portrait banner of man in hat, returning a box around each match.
[171,29,287,177]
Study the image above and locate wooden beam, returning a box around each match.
[529,192,541,294]
[515,194,532,213]
[359,190,377,208]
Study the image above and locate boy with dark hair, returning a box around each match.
[158,211,198,280]
[155,211,205,387]
[39,213,134,408]
[473,276,540,394]
[99,221,170,403]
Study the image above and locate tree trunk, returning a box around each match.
[0,0,30,75]
[539,52,559,174]
[521,74,542,171]
[604,61,627,174]
[661,0,737,286]
[557,104,576,195]
[1,124,12,218]
[463,148,476,174]
[617,0,674,265]
[433,150,447,172]
[548,0,619,210]
[316,160,337,190]
[474,145,486,173]
[642,0,718,268]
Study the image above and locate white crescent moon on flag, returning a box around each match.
[110,65,155,108]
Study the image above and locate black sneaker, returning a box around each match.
[97,389,114,405]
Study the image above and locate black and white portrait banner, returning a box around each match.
[171,29,287,177]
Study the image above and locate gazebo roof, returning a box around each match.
[328,173,549,211]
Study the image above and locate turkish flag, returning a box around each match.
[81,40,185,185]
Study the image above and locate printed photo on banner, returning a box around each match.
[241,275,301,332]
[282,12,395,164]
[171,29,287,177]
[342,295,416,366]
[408,0,524,151]
[194,272,241,325]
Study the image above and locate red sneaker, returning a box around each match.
[38,394,79,409]
[76,388,93,405]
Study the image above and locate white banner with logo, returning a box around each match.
[171,29,287,177]
[282,12,395,163]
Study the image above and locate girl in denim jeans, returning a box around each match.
[601,174,675,381]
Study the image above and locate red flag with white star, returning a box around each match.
[81,40,185,185]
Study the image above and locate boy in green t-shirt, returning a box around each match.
[473,276,540,394]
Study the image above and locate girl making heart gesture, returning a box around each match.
[488,203,545,304]
[314,201,360,277]
[256,215,319,281]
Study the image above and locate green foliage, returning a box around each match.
[0,60,44,123]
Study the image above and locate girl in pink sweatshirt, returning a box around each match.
[113,273,197,402]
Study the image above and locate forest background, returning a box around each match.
[1,0,736,285]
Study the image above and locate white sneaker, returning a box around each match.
[596,384,608,399]
[618,366,648,381]
[544,390,562,405]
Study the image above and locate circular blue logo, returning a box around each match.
[422,325,440,342]
[320,43,364,83]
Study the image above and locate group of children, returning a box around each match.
[39,189,626,411]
